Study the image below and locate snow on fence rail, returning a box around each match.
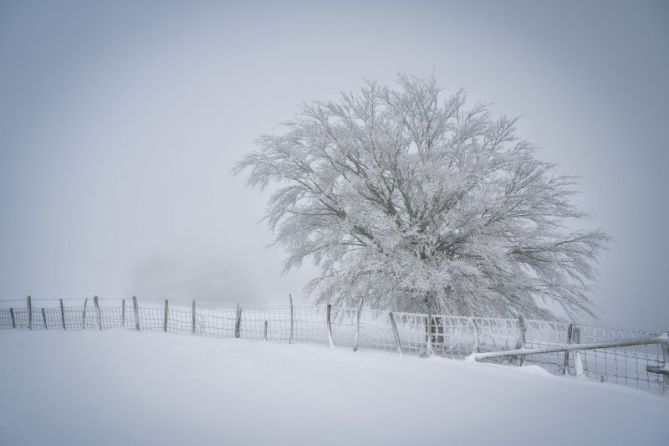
[0,296,667,395]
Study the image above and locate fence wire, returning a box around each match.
[0,299,665,394]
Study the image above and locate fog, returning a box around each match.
[1,1,667,329]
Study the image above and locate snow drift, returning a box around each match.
[0,330,667,445]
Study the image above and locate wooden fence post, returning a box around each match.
[646,332,669,394]
[163,299,169,333]
[388,312,402,355]
[27,296,32,330]
[121,299,126,328]
[660,336,669,394]
[191,300,196,334]
[9,308,16,329]
[82,298,88,329]
[471,318,481,354]
[94,296,101,330]
[60,299,66,330]
[132,296,140,331]
[433,315,445,350]
[234,304,242,338]
[263,320,268,341]
[663,335,668,395]
[422,311,434,358]
[516,315,527,366]
[41,308,47,329]
[353,298,364,352]
[662,332,668,395]
[289,294,294,344]
[326,304,334,348]
[572,327,584,377]
[563,323,574,374]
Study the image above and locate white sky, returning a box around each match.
[1,0,667,329]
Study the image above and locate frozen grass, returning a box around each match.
[0,330,667,445]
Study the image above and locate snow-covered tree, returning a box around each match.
[235,76,609,319]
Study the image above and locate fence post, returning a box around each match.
[60,299,66,330]
[9,308,16,329]
[563,323,574,375]
[82,298,88,329]
[264,320,268,341]
[516,315,527,366]
[353,298,364,352]
[572,327,584,377]
[647,333,669,394]
[41,308,47,329]
[326,304,334,348]
[191,300,196,334]
[234,304,242,338]
[644,332,669,394]
[422,311,434,358]
[27,296,32,330]
[121,299,126,328]
[388,312,402,355]
[94,296,101,330]
[433,315,445,351]
[471,318,481,354]
[163,299,169,333]
[289,294,294,344]
[132,296,140,331]
[662,337,669,394]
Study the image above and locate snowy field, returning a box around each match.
[1,331,667,446]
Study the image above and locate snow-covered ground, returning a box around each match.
[1,331,667,446]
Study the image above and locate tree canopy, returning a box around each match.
[235,76,609,319]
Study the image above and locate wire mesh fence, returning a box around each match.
[575,324,666,392]
[0,297,666,395]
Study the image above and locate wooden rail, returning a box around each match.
[467,333,668,361]
[467,332,669,393]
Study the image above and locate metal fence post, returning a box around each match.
[353,298,364,352]
[41,307,47,329]
[93,296,101,330]
[326,304,334,348]
[27,296,32,330]
[60,299,66,330]
[132,296,140,331]
[388,312,402,355]
[263,320,268,341]
[9,307,16,329]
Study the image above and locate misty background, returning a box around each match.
[0,0,667,329]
